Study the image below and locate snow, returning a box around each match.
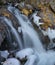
[3,58,20,65]
[0,50,9,58]
[32,11,44,27]
[18,27,22,33]
[47,28,55,39]
[41,28,55,49]
[42,28,55,39]
[15,48,34,59]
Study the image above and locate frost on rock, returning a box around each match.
[41,28,55,49]
[32,11,44,27]
[46,28,55,40]
[15,48,34,59]
[0,50,9,59]
[3,58,20,65]
[42,28,55,40]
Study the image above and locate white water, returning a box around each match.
[0,5,54,65]
[8,6,45,53]
[3,17,23,49]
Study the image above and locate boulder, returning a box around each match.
[15,48,34,60]
[3,58,20,65]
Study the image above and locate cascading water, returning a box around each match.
[8,6,45,53]
[2,17,23,49]
[0,5,55,65]
[7,6,55,65]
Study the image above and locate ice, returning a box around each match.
[15,48,34,59]
[18,27,22,33]
[25,55,39,65]
[42,28,55,39]
[47,28,55,39]
[0,50,9,58]
[3,58,20,65]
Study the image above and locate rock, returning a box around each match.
[25,0,37,8]
[21,8,32,16]
[0,21,7,46]
[43,35,50,48]
[0,50,9,59]
[25,4,33,10]
[0,34,4,46]
[50,0,55,13]
[52,38,55,43]
[3,58,20,65]
[15,48,34,60]
[38,3,55,30]
[0,7,20,29]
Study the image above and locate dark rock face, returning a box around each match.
[52,38,55,43]
[0,21,7,46]
[0,7,20,50]
[0,20,13,51]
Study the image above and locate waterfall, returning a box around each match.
[0,5,55,65]
[3,17,23,49]
[8,6,45,53]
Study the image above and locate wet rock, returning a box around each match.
[0,34,4,46]
[0,22,7,46]
[42,35,50,48]
[52,38,55,43]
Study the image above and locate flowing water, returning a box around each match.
[1,5,55,65]
[7,6,55,65]
[3,17,23,49]
[8,6,45,53]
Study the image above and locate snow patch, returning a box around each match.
[15,48,34,59]
[3,58,20,65]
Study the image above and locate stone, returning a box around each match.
[15,48,34,60]
[50,0,55,13]
[3,58,20,65]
